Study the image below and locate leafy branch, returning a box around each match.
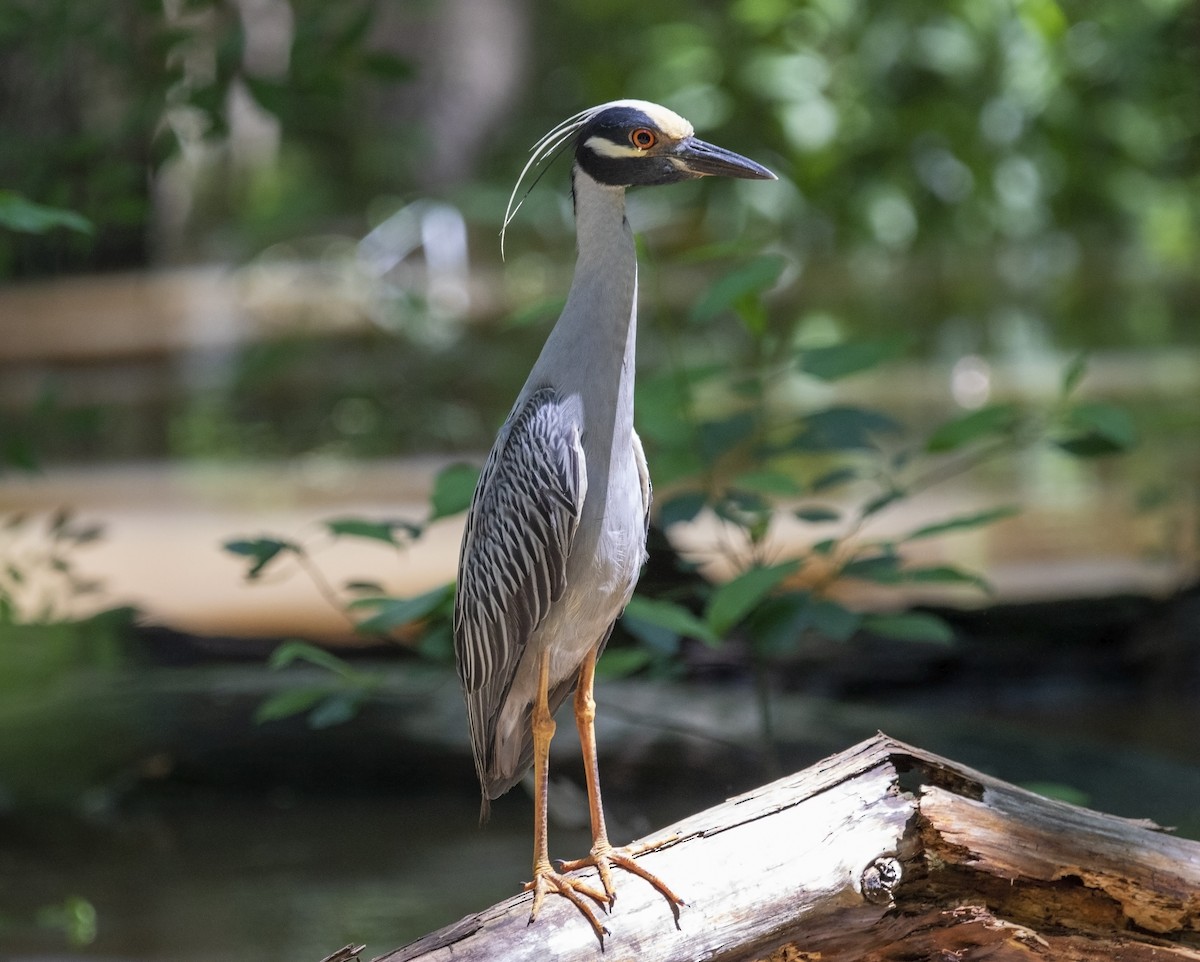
[0,509,107,625]
[619,256,1138,761]
[223,463,477,727]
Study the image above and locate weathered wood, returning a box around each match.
[373,733,1200,962]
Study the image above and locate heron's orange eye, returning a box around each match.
[630,128,657,150]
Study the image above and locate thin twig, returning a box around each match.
[292,547,362,634]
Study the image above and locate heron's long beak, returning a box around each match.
[672,137,776,180]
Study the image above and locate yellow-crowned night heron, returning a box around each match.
[454,99,774,938]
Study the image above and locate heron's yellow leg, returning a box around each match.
[523,647,609,941]
[528,647,556,882]
[558,648,684,913]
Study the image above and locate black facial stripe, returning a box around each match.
[577,106,659,148]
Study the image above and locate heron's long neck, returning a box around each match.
[529,168,637,422]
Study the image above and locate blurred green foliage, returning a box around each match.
[0,895,99,951]
[499,0,1200,350]
[0,509,108,625]
[0,0,410,273]
[0,0,1194,472]
[2,0,1197,348]
[36,896,98,948]
[0,603,141,806]
[612,259,1135,704]
[0,0,180,274]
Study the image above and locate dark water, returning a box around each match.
[0,790,565,962]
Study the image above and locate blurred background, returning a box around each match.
[1,0,1198,959]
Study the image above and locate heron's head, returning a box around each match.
[500,99,775,256]
[574,100,776,187]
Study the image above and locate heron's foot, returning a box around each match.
[523,864,611,942]
[559,841,685,919]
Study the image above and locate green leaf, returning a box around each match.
[430,463,480,521]
[789,406,904,452]
[714,489,771,525]
[750,593,863,651]
[745,592,813,656]
[734,470,802,496]
[904,506,1018,541]
[308,691,363,729]
[620,615,678,655]
[808,597,863,641]
[335,4,374,48]
[635,370,695,445]
[706,561,800,637]
[647,445,705,487]
[862,612,955,644]
[690,254,786,325]
[242,75,289,116]
[658,491,707,528]
[862,489,904,518]
[0,190,93,235]
[1060,353,1089,398]
[597,647,655,678]
[352,584,452,634]
[698,411,755,464]
[842,552,904,585]
[810,466,860,492]
[794,505,840,523]
[417,621,455,663]
[905,565,991,592]
[267,639,355,675]
[345,580,386,593]
[623,594,719,646]
[325,516,421,546]
[223,537,300,579]
[255,685,331,724]
[796,336,909,381]
[926,403,1021,452]
[1055,402,1136,457]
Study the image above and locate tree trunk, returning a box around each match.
[371,732,1200,962]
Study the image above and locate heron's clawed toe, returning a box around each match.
[524,867,611,942]
[559,843,684,918]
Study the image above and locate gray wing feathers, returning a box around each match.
[453,387,586,778]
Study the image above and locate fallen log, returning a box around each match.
[372,732,1200,962]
